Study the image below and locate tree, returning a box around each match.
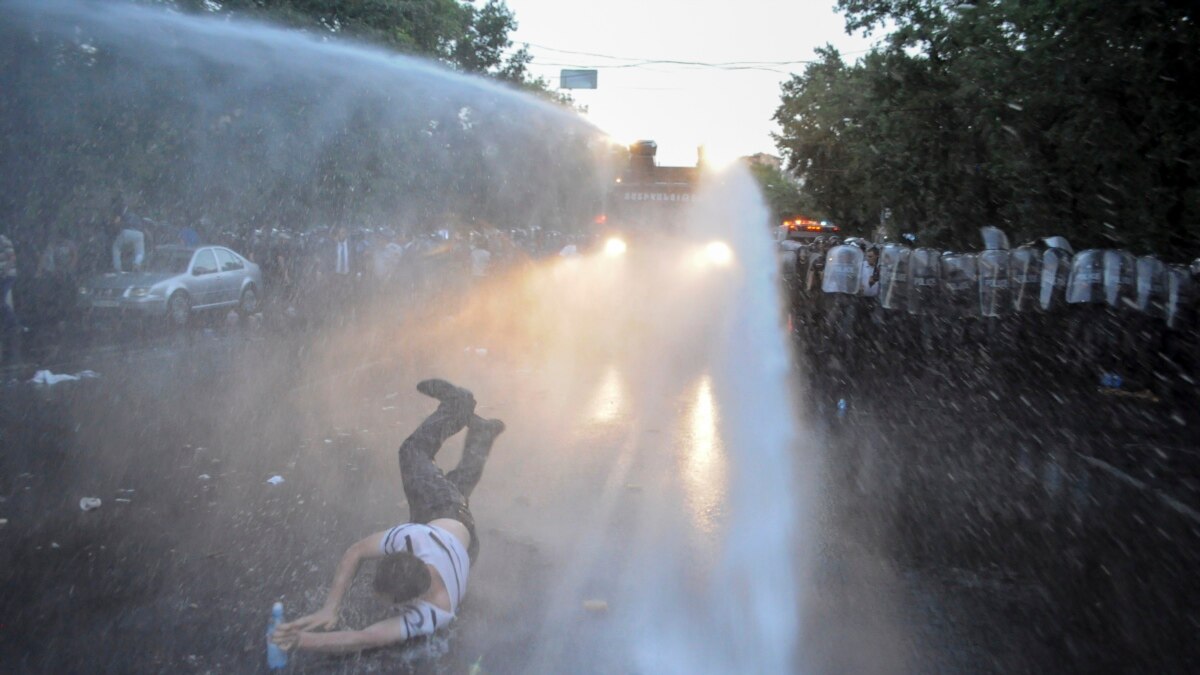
[0,2,607,249]
[452,0,516,75]
[745,162,813,225]
[773,47,879,234]
[161,0,558,97]
[775,0,1200,256]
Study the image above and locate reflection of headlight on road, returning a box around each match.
[603,237,628,257]
[704,241,733,266]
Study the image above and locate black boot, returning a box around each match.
[416,378,476,419]
[417,378,475,405]
[446,416,506,501]
[467,415,506,444]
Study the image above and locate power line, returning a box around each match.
[523,41,870,67]
[528,59,793,74]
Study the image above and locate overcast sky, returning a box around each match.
[505,1,879,166]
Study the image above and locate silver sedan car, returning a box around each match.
[79,245,262,325]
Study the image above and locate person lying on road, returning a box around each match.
[272,379,504,653]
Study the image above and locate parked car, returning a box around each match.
[79,245,261,326]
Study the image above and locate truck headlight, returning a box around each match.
[705,241,733,266]
[603,237,627,258]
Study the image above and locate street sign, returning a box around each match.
[560,69,598,89]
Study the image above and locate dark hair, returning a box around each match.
[373,552,432,604]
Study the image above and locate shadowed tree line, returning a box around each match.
[0,1,607,252]
[773,0,1200,258]
[159,0,558,95]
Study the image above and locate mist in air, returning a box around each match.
[0,2,817,673]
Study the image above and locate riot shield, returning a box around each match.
[878,243,911,311]
[978,248,1012,318]
[1010,246,1041,313]
[778,246,798,287]
[906,247,940,315]
[980,226,1011,251]
[940,252,980,318]
[1066,249,1105,305]
[782,249,802,301]
[793,244,811,295]
[1164,265,1196,330]
[1103,249,1136,309]
[1041,236,1073,255]
[805,248,825,295]
[1135,255,1166,316]
[821,244,864,295]
[1039,248,1072,311]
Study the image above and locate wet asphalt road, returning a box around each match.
[10,228,1196,674]
[0,313,1081,675]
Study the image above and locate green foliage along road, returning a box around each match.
[163,0,560,98]
[0,1,605,247]
[774,0,1200,256]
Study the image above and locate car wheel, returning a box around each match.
[168,291,191,327]
[238,285,259,316]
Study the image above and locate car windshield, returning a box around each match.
[143,249,193,274]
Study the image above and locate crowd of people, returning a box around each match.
[0,196,597,365]
[782,226,1200,407]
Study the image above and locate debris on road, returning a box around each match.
[31,370,101,386]
[79,497,102,511]
[198,474,211,481]
[266,475,285,486]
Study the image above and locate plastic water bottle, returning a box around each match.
[837,398,847,419]
[267,602,288,670]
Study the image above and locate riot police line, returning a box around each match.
[781,228,1200,666]
[779,226,1200,401]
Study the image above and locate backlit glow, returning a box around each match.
[604,237,628,257]
[681,374,727,535]
[705,241,733,266]
[587,365,625,424]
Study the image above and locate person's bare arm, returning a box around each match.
[275,617,410,654]
[277,532,387,633]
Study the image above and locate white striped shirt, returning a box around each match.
[379,523,470,639]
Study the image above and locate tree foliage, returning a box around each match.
[746,162,812,225]
[165,0,551,93]
[0,1,607,248]
[775,0,1200,256]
